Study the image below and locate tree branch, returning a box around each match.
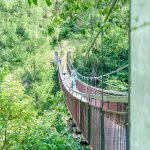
[85,0,118,57]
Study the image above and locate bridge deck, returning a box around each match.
[56,52,128,150]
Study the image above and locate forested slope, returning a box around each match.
[0,0,129,149]
[50,0,129,91]
[0,1,84,149]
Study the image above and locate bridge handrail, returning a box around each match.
[59,63,128,104]
[69,58,128,79]
[67,62,128,96]
[68,61,126,89]
[77,75,128,96]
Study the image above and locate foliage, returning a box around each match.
[31,0,129,91]
[0,0,83,149]
[28,0,52,6]
[59,0,130,91]
[0,76,81,149]
[0,76,35,149]
[0,0,129,149]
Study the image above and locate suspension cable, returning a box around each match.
[96,64,129,79]
[65,0,128,90]
[68,58,128,79]
[68,60,128,89]
[70,0,118,71]
[85,0,118,57]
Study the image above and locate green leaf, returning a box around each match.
[45,0,52,6]
[82,4,88,11]
[28,0,32,5]
[80,28,86,35]
[48,26,55,36]
[53,16,63,25]
[33,0,38,5]
[27,0,38,5]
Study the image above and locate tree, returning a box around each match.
[130,0,150,149]
[0,75,35,149]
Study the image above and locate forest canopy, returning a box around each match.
[0,0,129,149]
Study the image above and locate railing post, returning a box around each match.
[88,100,91,144]
[80,100,82,131]
[101,26,105,150]
[125,108,129,150]
[54,51,59,70]
[67,51,71,67]
[88,80,91,143]
[101,109,105,150]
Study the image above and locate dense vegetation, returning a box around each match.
[29,0,129,91]
[47,0,129,91]
[0,1,83,149]
[0,0,129,149]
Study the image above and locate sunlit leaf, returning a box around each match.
[33,0,38,5]
[45,0,52,6]
[28,0,32,5]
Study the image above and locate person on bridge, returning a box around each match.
[58,57,61,65]
[71,70,77,89]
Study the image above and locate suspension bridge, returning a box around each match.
[53,0,129,149]
[54,51,128,150]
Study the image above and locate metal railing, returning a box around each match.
[56,56,128,150]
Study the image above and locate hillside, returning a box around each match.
[0,0,129,149]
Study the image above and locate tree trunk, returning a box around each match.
[130,1,150,149]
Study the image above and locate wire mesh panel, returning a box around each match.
[76,79,127,112]
[90,105,101,150]
[74,98,80,128]
[58,59,128,150]
[80,102,89,140]
[104,111,127,150]
[103,102,127,112]
[76,80,82,92]
[67,93,80,127]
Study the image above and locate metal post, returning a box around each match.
[88,102,91,144]
[125,108,129,150]
[80,101,82,131]
[101,27,105,150]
